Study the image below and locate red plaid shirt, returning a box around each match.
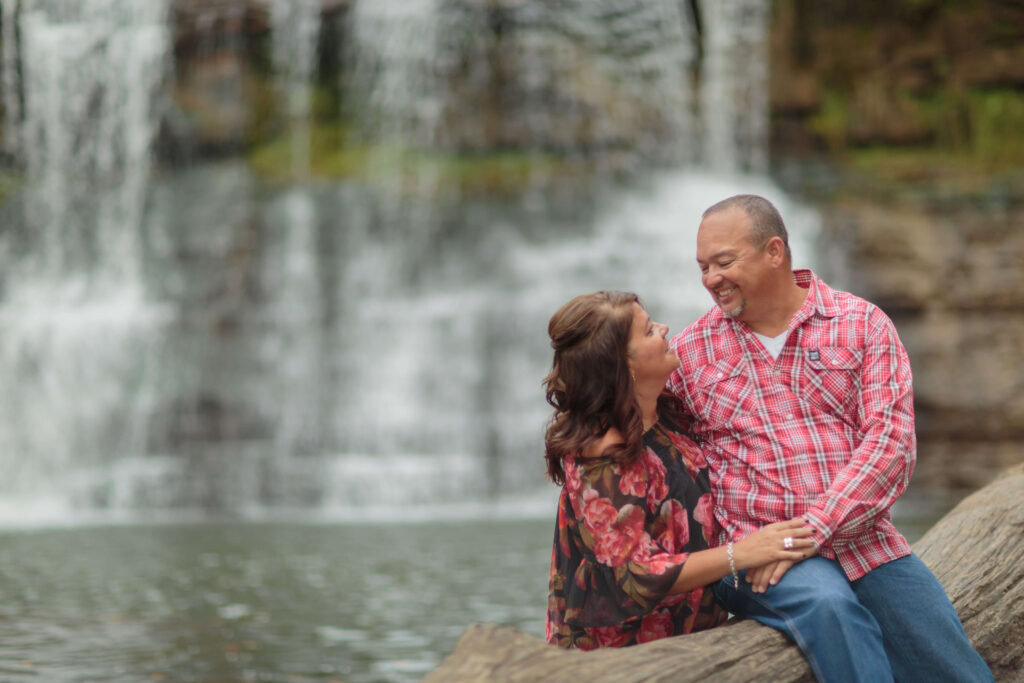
[668,270,914,580]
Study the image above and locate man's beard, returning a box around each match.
[721,301,745,319]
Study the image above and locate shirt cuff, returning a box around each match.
[803,507,834,550]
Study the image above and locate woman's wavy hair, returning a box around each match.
[542,291,646,484]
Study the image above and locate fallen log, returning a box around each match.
[426,464,1024,682]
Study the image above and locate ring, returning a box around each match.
[783,537,794,550]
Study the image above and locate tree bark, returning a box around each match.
[425,464,1024,682]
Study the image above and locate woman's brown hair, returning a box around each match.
[543,291,646,485]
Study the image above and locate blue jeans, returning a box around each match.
[713,554,992,683]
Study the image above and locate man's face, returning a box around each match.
[696,208,771,322]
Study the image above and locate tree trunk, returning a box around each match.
[425,464,1024,682]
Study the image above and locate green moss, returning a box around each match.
[808,91,851,152]
[967,89,1024,163]
[247,121,573,196]
[0,167,24,205]
[807,85,1024,197]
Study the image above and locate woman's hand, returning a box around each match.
[732,518,815,575]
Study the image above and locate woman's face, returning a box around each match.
[626,303,678,384]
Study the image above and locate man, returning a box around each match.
[668,194,991,682]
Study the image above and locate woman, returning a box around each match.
[544,291,813,649]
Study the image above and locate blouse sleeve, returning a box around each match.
[561,452,693,627]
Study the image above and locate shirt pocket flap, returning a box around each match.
[695,355,746,390]
[804,346,862,371]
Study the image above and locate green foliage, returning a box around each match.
[247,121,571,197]
[967,89,1024,163]
[811,86,1024,189]
[0,167,23,204]
[808,91,850,152]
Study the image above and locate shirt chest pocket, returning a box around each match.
[694,356,758,424]
[797,346,862,418]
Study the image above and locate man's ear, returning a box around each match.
[766,237,786,268]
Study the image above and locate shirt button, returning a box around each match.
[718,372,724,378]
[786,413,794,420]
[831,359,839,365]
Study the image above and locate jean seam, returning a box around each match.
[741,586,828,683]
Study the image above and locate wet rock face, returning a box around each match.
[768,0,1024,490]
[817,200,1024,491]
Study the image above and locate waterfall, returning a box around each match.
[0,0,173,519]
[267,0,320,178]
[699,0,770,173]
[0,0,818,525]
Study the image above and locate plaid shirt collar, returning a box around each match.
[707,268,841,335]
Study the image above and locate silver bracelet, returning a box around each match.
[727,541,739,589]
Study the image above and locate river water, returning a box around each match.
[0,519,550,683]
[0,490,953,683]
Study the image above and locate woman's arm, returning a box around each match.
[670,519,814,592]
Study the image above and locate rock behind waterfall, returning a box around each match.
[425,465,1024,682]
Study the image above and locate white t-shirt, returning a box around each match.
[753,330,789,360]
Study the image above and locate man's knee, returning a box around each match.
[777,579,860,616]
[800,586,867,625]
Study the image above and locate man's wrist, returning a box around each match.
[802,509,832,550]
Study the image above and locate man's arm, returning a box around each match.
[801,309,916,550]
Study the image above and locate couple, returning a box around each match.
[543,195,991,682]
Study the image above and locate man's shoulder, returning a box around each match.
[814,276,891,326]
[670,308,733,371]
[673,308,721,345]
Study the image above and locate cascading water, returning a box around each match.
[0,0,819,525]
[0,0,173,519]
[699,0,771,173]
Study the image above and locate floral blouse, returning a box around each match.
[545,418,726,649]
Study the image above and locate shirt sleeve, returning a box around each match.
[668,334,698,415]
[562,455,691,627]
[802,309,916,549]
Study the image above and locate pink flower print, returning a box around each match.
[591,625,632,648]
[694,494,714,539]
[667,431,707,468]
[627,526,658,563]
[643,448,669,512]
[655,499,689,553]
[618,459,647,498]
[593,504,644,567]
[688,588,704,616]
[637,609,674,643]
[581,488,618,533]
[563,457,581,494]
[670,499,690,548]
[660,590,688,607]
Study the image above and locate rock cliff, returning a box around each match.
[768,0,1024,491]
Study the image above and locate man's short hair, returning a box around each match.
[703,194,791,263]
